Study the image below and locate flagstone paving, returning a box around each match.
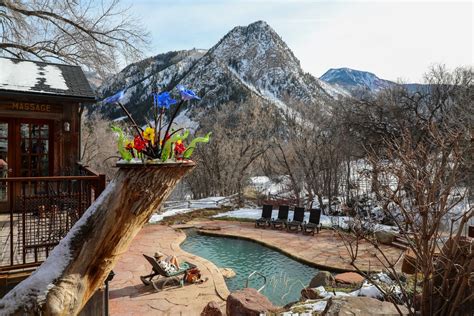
[109,224,229,316]
[110,220,404,315]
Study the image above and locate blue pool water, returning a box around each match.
[180,230,319,306]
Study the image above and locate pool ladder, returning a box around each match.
[246,271,267,292]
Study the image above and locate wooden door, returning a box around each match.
[16,119,54,177]
[0,118,54,213]
[0,118,13,212]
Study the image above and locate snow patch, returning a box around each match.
[0,59,68,93]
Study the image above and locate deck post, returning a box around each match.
[0,162,195,316]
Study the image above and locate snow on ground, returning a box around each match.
[213,208,346,228]
[172,109,200,133]
[249,176,288,196]
[213,208,399,233]
[148,196,230,223]
[283,300,328,315]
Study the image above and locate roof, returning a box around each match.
[0,57,96,101]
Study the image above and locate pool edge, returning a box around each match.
[194,228,360,274]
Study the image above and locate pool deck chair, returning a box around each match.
[140,254,196,291]
[271,205,290,229]
[303,208,322,235]
[255,204,273,228]
[287,207,305,232]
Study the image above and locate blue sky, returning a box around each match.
[123,0,473,82]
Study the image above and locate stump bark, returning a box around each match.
[0,162,195,316]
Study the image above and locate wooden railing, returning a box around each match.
[0,166,106,271]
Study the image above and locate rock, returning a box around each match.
[226,288,278,316]
[220,267,236,278]
[200,226,221,231]
[289,299,328,314]
[374,230,396,245]
[323,296,409,315]
[335,272,365,285]
[301,287,321,300]
[201,301,223,316]
[309,271,335,288]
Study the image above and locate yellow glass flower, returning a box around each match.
[125,140,134,150]
[143,127,155,145]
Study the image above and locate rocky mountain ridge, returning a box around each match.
[94,21,343,126]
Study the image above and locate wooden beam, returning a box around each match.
[0,162,195,315]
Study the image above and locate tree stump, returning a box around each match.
[0,162,195,316]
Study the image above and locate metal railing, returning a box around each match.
[245,271,267,293]
[0,165,106,271]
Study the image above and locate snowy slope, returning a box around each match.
[94,21,341,125]
[320,68,395,95]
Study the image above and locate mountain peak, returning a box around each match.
[246,20,271,30]
[320,67,394,93]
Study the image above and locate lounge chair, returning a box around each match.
[255,204,273,228]
[287,206,305,232]
[302,208,322,235]
[271,205,289,229]
[140,254,196,291]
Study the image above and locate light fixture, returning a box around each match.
[63,121,70,132]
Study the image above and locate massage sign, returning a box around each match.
[9,102,52,112]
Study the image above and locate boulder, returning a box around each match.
[220,267,236,279]
[226,288,278,316]
[374,230,396,245]
[201,301,224,316]
[301,287,321,300]
[335,272,365,285]
[309,271,335,288]
[323,296,409,315]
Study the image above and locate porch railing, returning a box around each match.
[0,166,106,271]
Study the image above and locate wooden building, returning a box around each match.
[0,57,105,273]
[0,57,96,179]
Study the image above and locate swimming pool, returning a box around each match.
[180,230,319,306]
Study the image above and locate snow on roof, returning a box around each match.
[0,57,95,100]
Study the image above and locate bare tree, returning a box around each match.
[0,0,149,77]
[338,66,473,316]
[186,98,279,202]
[80,110,119,179]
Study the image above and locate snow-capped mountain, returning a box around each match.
[320,68,395,95]
[94,21,344,125]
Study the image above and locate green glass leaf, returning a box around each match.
[161,133,183,162]
[183,132,211,159]
[111,125,133,161]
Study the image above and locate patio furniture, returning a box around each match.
[287,206,305,232]
[140,254,196,291]
[302,208,322,235]
[255,204,273,228]
[271,205,290,229]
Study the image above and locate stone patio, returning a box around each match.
[109,224,229,316]
[109,220,404,315]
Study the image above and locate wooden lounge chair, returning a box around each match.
[287,206,305,232]
[302,208,322,235]
[271,205,289,229]
[140,254,196,291]
[255,204,273,228]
